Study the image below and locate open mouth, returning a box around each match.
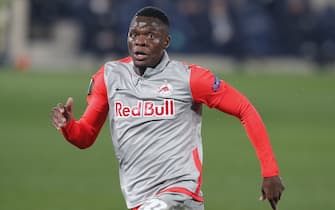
[133,50,148,60]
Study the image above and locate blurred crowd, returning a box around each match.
[28,0,335,65]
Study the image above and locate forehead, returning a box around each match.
[129,16,166,31]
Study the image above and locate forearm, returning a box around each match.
[61,103,108,149]
[214,84,279,177]
[61,119,99,149]
[239,102,279,177]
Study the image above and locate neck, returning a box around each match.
[134,52,165,76]
[135,67,147,76]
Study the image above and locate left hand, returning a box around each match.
[259,176,285,210]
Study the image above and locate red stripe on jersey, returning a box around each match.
[189,65,279,177]
[158,187,204,202]
[193,148,203,196]
[157,148,204,202]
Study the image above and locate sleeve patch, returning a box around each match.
[212,76,221,92]
[87,78,94,95]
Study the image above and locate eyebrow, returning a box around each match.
[129,25,167,34]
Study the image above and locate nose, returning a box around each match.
[135,35,147,46]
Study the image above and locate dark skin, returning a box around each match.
[127,16,170,75]
[51,15,285,210]
[261,176,285,210]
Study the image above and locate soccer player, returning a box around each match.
[51,6,285,210]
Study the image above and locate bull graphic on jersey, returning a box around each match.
[158,80,173,96]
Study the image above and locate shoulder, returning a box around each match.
[187,63,225,102]
[166,60,214,82]
[106,56,132,66]
[187,64,219,83]
[167,60,192,75]
[88,57,132,96]
[188,64,211,74]
[91,65,105,83]
[116,56,132,63]
[170,60,210,74]
[104,56,132,73]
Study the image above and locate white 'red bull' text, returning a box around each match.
[114,100,175,118]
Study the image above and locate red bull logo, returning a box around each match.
[114,99,175,118]
[159,86,170,93]
[158,81,173,96]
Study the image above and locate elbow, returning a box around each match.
[77,138,96,149]
[76,143,93,150]
[63,119,100,149]
[67,137,95,150]
[238,102,255,122]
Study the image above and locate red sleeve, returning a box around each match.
[189,65,279,177]
[61,65,109,149]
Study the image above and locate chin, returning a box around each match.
[133,60,149,68]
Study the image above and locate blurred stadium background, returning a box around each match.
[0,0,334,210]
[1,0,335,70]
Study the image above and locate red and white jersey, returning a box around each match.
[61,52,279,209]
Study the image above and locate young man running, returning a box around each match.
[51,6,285,210]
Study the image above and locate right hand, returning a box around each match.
[51,97,74,130]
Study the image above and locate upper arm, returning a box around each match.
[82,65,109,127]
[87,66,108,110]
[189,64,250,117]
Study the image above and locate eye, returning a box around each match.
[148,33,155,39]
[129,32,137,39]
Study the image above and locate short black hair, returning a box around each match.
[135,6,170,27]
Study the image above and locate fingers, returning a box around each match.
[259,196,278,210]
[260,176,285,210]
[65,97,73,110]
[269,199,277,210]
[50,97,75,130]
[50,103,69,130]
[260,190,280,210]
[64,97,74,119]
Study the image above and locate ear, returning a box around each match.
[164,35,171,49]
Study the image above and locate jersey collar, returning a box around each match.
[132,51,170,78]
